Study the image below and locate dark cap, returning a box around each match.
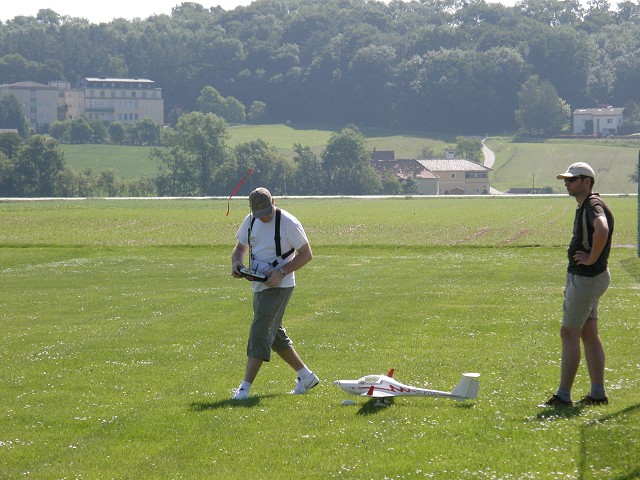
[249,188,274,217]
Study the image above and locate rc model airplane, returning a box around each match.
[334,369,480,402]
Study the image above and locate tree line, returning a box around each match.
[2,0,640,133]
[0,114,484,197]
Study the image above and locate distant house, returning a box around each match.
[417,159,491,195]
[372,151,491,195]
[373,157,439,194]
[572,107,624,136]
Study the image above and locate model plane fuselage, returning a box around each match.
[333,370,480,401]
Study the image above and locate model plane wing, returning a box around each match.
[363,386,395,398]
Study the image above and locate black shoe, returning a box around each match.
[538,394,573,408]
[576,394,608,406]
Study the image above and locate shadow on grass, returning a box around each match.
[190,394,279,411]
[619,257,640,283]
[356,398,395,416]
[354,398,476,416]
[579,403,640,479]
[534,405,583,420]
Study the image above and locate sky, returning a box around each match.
[1,0,528,24]
[0,0,255,24]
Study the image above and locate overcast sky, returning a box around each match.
[1,0,535,24]
[2,0,614,24]
[0,0,254,23]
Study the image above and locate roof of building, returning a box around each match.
[417,159,491,172]
[372,150,396,161]
[373,159,439,180]
[0,81,54,89]
[84,77,155,83]
[573,107,624,116]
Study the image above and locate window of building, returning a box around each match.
[451,173,456,179]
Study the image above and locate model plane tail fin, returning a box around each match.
[387,368,395,378]
[451,373,480,401]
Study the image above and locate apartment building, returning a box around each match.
[79,77,164,125]
[0,81,58,133]
[49,80,85,121]
[1,77,165,132]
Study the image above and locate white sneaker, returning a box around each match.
[232,387,249,400]
[290,374,320,394]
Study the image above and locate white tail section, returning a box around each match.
[450,373,480,400]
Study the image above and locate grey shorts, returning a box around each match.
[562,270,610,329]
[247,287,294,361]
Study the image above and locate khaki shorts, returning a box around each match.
[562,270,610,329]
[247,287,294,361]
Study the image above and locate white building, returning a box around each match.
[572,107,624,136]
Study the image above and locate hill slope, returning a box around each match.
[61,126,639,194]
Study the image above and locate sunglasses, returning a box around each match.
[564,176,585,183]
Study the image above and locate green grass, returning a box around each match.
[487,137,639,194]
[61,144,157,179]
[1,198,639,478]
[60,126,640,195]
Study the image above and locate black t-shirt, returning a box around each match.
[567,193,614,277]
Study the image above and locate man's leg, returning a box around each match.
[232,357,264,399]
[276,345,305,371]
[243,356,264,384]
[276,346,319,394]
[581,317,606,399]
[558,325,582,401]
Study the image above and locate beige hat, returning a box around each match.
[249,188,274,217]
[557,162,595,179]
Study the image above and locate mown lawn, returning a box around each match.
[0,198,638,479]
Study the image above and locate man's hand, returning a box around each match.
[572,250,592,266]
[232,261,245,278]
[264,268,284,287]
[231,241,249,278]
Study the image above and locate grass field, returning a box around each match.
[1,197,639,479]
[487,137,639,194]
[60,125,639,195]
[61,144,157,179]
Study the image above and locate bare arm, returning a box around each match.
[573,215,609,266]
[283,243,313,275]
[265,243,313,287]
[231,242,249,278]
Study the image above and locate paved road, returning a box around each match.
[482,139,504,195]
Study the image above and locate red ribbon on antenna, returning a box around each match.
[226,169,254,216]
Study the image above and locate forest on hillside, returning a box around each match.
[2,0,640,133]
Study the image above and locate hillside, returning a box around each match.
[61,125,640,194]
